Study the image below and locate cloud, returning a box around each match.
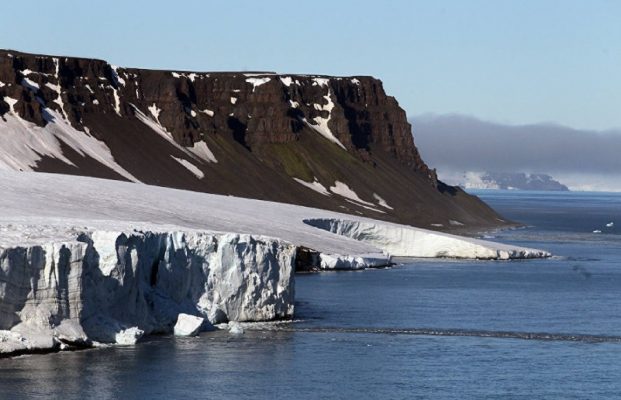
[410,114,621,191]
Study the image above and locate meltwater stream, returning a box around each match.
[1,190,620,399]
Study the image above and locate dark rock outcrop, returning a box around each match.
[0,49,508,231]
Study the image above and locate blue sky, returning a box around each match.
[2,0,619,130]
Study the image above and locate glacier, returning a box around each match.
[0,226,295,356]
[0,170,549,356]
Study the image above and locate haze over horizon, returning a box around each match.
[1,0,620,131]
[411,113,621,192]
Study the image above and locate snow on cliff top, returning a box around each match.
[0,171,549,260]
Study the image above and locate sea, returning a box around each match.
[1,190,620,399]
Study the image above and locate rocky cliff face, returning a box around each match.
[0,49,506,230]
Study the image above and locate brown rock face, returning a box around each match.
[0,49,507,231]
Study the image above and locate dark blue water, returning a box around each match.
[1,191,620,399]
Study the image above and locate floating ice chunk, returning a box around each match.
[201,109,215,117]
[606,222,614,227]
[293,177,331,196]
[593,230,602,233]
[319,252,391,270]
[228,322,244,335]
[246,77,271,92]
[330,181,375,206]
[189,140,218,163]
[171,156,205,179]
[449,220,465,226]
[115,327,144,345]
[431,223,444,227]
[230,97,238,104]
[373,193,393,210]
[174,314,204,337]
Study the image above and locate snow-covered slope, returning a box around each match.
[0,171,549,356]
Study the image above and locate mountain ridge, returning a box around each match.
[0,49,508,231]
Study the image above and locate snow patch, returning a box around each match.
[201,109,215,117]
[306,89,346,150]
[351,78,361,85]
[3,97,18,113]
[110,65,126,86]
[22,77,40,91]
[246,77,271,92]
[131,104,200,162]
[171,156,205,179]
[330,181,375,206]
[112,87,121,116]
[230,97,238,104]
[45,82,61,92]
[0,109,138,182]
[373,194,393,210]
[148,103,161,123]
[344,199,385,214]
[280,77,293,86]
[189,140,218,163]
[312,77,330,87]
[293,177,330,196]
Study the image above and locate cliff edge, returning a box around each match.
[0,49,506,230]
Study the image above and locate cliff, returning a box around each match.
[0,49,507,230]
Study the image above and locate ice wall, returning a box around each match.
[304,218,550,260]
[0,229,295,356]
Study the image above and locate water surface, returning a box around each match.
[1,190,620,399]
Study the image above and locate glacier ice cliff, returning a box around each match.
[303,218,549,261]
[0,228,295,356]
[0,170,551,356]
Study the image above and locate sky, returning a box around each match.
[1,0,620,131]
